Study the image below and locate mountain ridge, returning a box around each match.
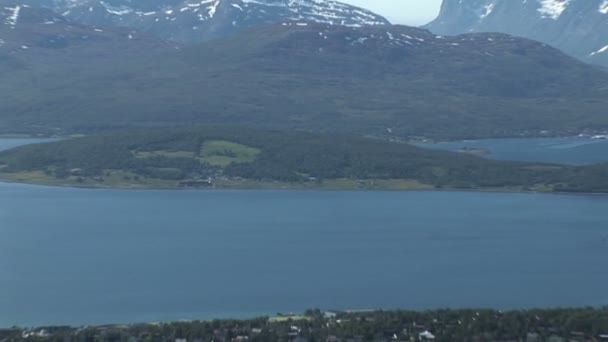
[1,12,608,139]
[425,0,608,67]
[13,0,390,43]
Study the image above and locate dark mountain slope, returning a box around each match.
[1,17,608,139]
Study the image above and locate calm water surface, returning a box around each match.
[0,138,60,151]
[418,137,608,165]
[1,139,608,327]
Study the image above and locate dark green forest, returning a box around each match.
[1,127,607,192]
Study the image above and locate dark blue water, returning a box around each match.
[417,137,608,165]
[1,184,608,327]
[1,139,608,327]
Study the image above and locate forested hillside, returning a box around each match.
[2,10,608,139]
[1,127,608,192]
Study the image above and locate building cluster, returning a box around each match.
[2,309,608,342]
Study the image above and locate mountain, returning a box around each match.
[425,0,608,67]
[1,15,608,139]
[18,0,390,43]
[0,4,174,55]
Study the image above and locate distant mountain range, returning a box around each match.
[425,0,608,67]
[7,0,606,68]
[1,5,608,139]
[8,0,389,43]
[0,4,170,49]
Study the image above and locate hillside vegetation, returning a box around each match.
[1,15,608,139]
[3,308,608,342]
[1,127,608,192]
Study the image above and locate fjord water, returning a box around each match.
[0,138,60,152]
[418,137,608,165]
[1,139,608,327]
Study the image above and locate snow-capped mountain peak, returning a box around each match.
[425,0,608,67]
[2,3,67,30]
[0,4,176,54]
[24,0,389,43]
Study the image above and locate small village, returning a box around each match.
[2,308,608,342]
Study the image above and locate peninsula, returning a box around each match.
[0,127,607,193]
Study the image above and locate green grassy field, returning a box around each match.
[132,141,261,168]
[0,170,178,189]
[0,172,561,194]
[199,140,261,167]
[0,170,437,191]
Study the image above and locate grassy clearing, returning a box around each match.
[318,179,432,190]
[0,172,560,193]
[134,150,196,159]
[101,170,177,188]
[0,170,177,189]
[0,171,61,185]
[0,171,436,192]
[368,179,434,190]
[214,178,434,191]
[199,140,260,167]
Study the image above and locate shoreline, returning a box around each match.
[1,177,607,197]
[2,134,608,196]
[4,305,606,329]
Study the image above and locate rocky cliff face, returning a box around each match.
[425,0,608,67]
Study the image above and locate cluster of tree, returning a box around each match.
[4,308,608,342]
[1,127,608,192]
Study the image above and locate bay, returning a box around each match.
[0,138,607,327]
[417,137,608,165]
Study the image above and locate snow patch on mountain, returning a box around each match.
[56,0,388,29]
[237,0,387,27]
[279,22,521,54]
[590,44,608,56]
[207,0,220,17]
[100,1,133,16]
[599,0,608,14]
[13,0,388,44]
[3,5,21,29]
[538,0,571,19]
[426,0,608,67]
[480,4,495,19]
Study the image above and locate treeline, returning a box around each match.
[1,127,608,192]
[5,308,608,342]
